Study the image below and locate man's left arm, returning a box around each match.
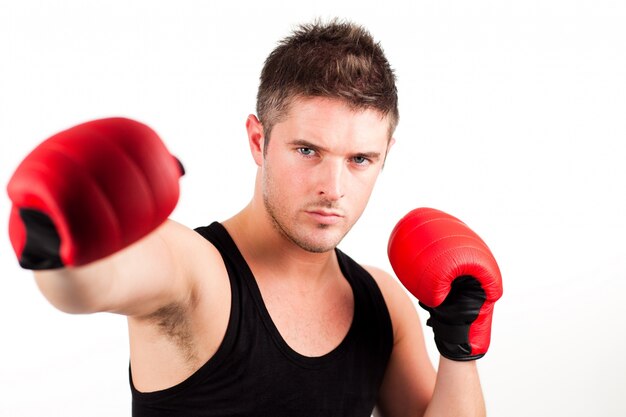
[422,358,485,417]
[373,207,503,417]
[368,267,486,417]
[367,266,436,417]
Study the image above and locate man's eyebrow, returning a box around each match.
[354,151,382,160]
[288,139,382,159]
[288,139,328,152]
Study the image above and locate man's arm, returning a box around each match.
[370,268,486,417]
[8,117,199,319]
[373,207,502,416]
[33,219,202,317]
[423,358,485,417]
[369,266,435,417]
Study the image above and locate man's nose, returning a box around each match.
[317,159,345,201]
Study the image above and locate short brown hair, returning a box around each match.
[256,19,399,142]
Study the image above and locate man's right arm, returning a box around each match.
[7,117,193,318]
[33,219,200,317]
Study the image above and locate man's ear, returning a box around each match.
[246,114,264,166]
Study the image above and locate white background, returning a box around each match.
[1,1,625,416]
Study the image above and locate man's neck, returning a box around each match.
[222,201,340,289]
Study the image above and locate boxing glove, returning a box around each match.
[388,208,503,361]
[7,117,184,270]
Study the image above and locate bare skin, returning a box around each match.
[34,97,485,416]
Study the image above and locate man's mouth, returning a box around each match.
[305,209,344,225]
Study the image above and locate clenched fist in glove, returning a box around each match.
[388,208,503,361]
[7,117,184,270]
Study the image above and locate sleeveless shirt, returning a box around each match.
[130,222,393,416]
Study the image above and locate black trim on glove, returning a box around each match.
[19,208,64,270]
[419,276,487,361]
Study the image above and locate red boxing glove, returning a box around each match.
[7,117,184,269]
[388,208,503,360]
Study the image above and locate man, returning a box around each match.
[7,20,500,416]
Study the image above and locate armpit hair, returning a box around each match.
[145,302,198,365]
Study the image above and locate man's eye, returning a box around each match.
[352,156,370,166]
[297,147,315,156]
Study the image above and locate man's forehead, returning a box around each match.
[281,96,393,137]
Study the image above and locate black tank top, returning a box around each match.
[131,222,393,416]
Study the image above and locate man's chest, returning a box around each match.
[257,278,355,357]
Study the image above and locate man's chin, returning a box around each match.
[292,230,346,253]
[267,208,350,252]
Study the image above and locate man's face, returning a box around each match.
[260,96,393,253]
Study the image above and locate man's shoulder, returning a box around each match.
[162,219,227,280]
[359,263,421,341]
[360,264,404,302]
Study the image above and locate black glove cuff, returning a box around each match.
[426,317,484,361]
[18,208,64,270]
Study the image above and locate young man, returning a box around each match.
[8,20,500,416]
